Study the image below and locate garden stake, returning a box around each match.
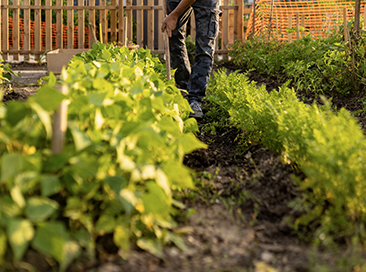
[162,0,171,80]
[52,84,69,154]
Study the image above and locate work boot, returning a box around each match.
[189,100,204,119]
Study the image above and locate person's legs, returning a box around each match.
[188,0,220,103]
[167,0,192,90]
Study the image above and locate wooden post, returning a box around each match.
[124,17,128,46]
[162,0,171,80]
[268,0,274,40]
[67,0,74,49]
[118,0,124,44]
[56,0,63,49]
[52,85,69,155]
[89,0,96,46]
[354,0,361,37]
[100,0,107,44]
[301,14,305,37]
[147,0,154,49]
[45,0,52,51]
[158,0,164,51]
[111,0,117,43]
[23,0,30,59]
[252,0,255,37]
[343,7,348,43]
[78,0,85,48]
[296,11,300,39]
[126,0,133,44]
[235,0,244,40]
[137,0,144,47]
[288,14,292,42]
[34,0,42,60]
[13,0,20,60]
[275,12,279,40]
[223,0,228,50]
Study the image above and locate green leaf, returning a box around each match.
[25,197,59,222]
[0,229,7,264]
[41,175,62,197]
[142,182,170,218]
[30,101,52,139]
[43,153,70,172]
[1,153,23,182]
[69,122,92,151]
[95,214,115,235]
[32,85,65,111]
[87,91,107,107]
[5,101,28,127]
[136,238,164,259]
[179,133,207,154]
[113,224,129,258]
[7,218,35,260]
[32,221,80,272]
[163,161,194,189]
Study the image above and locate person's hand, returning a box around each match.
[161,13,178,37]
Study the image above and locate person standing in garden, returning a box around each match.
[161,0,221,118]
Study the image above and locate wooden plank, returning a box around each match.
[110,0,117,43]
[235,0,244,40]
[118,0,124,44]
[89,0,96,46]
[13,0,19,60]
[126,0,133,44]
[344,7,348,43]
[288,14,292,42]
[222,0,229,50]
[229,1,234,44]
[23,0,30,59]
[100,0,107,43]
[1,0,8,60]
[46,0,52,51]
[34,0,41,59]
[157,0,162,50]
[1,4,119,10]
[67,0,74,48]
[56,0,63,49]
[78,0,85,48]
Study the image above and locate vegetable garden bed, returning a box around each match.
[1,43,366,272]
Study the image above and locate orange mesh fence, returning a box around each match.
[246,0,366,41]
[5,17,90,51]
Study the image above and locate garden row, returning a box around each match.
[0,43,204,270]
[230,25,366,96]
[205,68,366,246]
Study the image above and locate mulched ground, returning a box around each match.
[3,60,366,272]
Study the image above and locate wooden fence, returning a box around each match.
[0,0,252,61]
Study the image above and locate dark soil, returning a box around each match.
[3,60,365,272]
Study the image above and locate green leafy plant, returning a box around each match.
[206,69,366,246]
[0,42,206,270]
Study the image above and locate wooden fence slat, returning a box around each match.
[235,0,244,40]
[157,0,163,51]
[288,14,292,42]
[89,0,96,45]
[100,0,107,44]
[1,0,8,60]
[78,0,85,48]
[118,0,124,44]
[147,0,154,49]
[34,0,41,59]
[222,0,229,51]
[13,0,19,60]
[46,0,52,51]
[126,0,133,44]
[67,0,74,49]
[56,0,63,49]
[110,0,117,43]
[23,0,30,59]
